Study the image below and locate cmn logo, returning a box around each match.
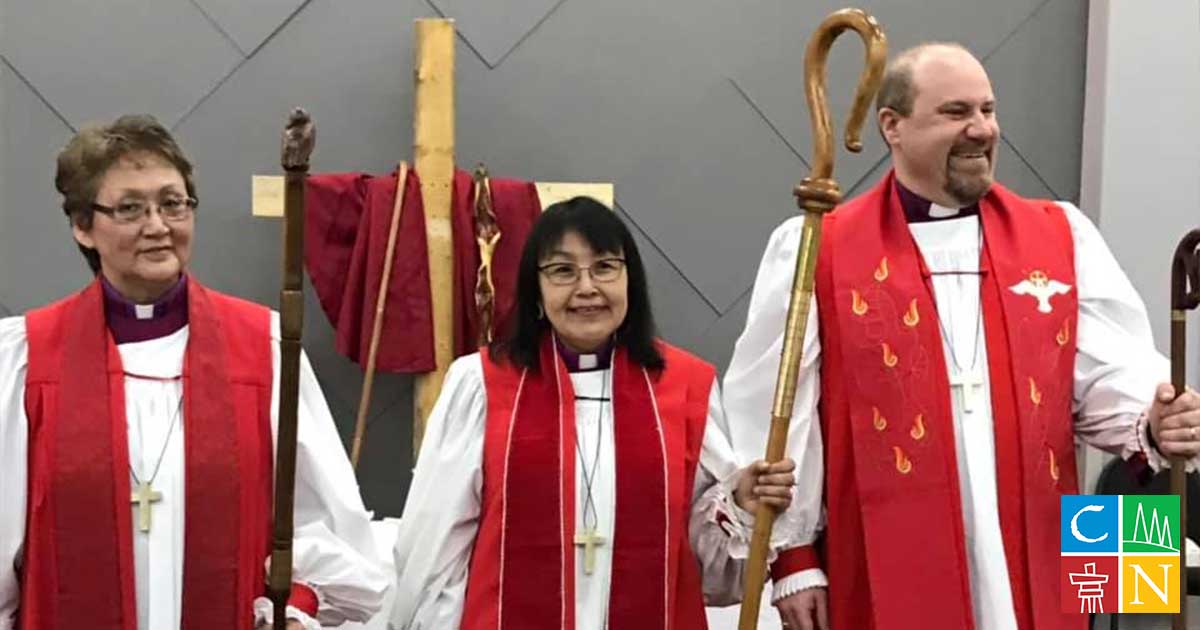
[1060,495,1181,614]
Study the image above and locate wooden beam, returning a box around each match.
[251,175,286,217]
[411,18,456,456]
[251,178,615,217]
[535,182,614,210]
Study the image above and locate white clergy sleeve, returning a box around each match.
[690,374,824,606]
[1060,203,1176,466]
[0,317,28,630]
[720,218,828,597]
[254,313,390,628]
[390,354,486,630]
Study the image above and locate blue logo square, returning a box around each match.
[1061,495,1120,553]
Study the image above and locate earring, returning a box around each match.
[537,304,545,320]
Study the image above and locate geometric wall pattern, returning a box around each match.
[0,0,1087,515]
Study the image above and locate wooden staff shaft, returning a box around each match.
[1170,228,1200,630]
[737,210,823,624]
[738,10,886,629]
[1171,310,1187,630]
[351,162,410,470]
[268,108,313,630]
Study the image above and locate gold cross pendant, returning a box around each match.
[130,481,163,533]
[573,528,606,575]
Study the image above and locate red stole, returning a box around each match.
[462,337,712,630]
[21,277,274,630]
[815,171,1082,630]
[304,168,541,372]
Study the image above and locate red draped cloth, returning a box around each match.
[304,168,540,373]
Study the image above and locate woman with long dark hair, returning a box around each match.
[392,197,800,630]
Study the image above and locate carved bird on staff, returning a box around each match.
[282,108,315,171]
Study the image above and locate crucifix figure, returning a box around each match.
[949,366,986,414]
[573,528,606,576]
[130,481,163,533]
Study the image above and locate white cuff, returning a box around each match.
[253,597,322,630]
[771,568,828,603]
[704,470,790,563]
[1134,408,1200,473]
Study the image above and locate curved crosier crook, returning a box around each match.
[737,9,887,629]
[803,9,888,182]
[794,9,888,216]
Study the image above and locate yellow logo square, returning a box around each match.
[1121,556,1181,613]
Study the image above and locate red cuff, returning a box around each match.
[287,582,320,618]
[770,545,820,582]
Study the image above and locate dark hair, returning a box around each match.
[490,196,664,371]
[55,114,197,273]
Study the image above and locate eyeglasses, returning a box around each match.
[91,196,197,224]
[538,258,626,286]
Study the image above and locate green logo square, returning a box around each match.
[1122,495,1181,554]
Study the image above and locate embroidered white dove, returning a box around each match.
[1008,270,1072,313]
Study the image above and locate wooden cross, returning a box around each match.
[130,481,163,533]
[949,367,986,414]
[573,528,607,575]
[251,19,613,457]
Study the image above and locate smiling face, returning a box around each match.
[72,152,194,302]
[537,230,629,354]
[879,45,1000,207]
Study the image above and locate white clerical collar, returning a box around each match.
[928,203,964,219]
[578,353,599,370]
[897,179,980,223]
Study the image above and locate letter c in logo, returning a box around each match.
[1071,504,1109,544]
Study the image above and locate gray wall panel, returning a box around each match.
[190,0,308,55]
[984,0,1087,202]
[2,0,243,128]
[0,66,81,311]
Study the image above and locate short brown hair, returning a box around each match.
[55,114,196,272]
[875,42,973,117]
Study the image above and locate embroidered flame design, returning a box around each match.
[910,414,926,441]
[882,343,899,368]
[1029,377,1042,405]
[893,446,913,474]
[852,290,869,316]
[902,299,920,328]
[1048,448,1060,482]
[874,257,890,282]
[872,406,887,431]
[1056,320,1071,347]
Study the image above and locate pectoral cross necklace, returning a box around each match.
[932,224,985,414]
[130,396,182,533]
[573,371,608,576]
